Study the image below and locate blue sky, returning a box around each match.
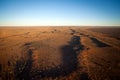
[0,0,120,26]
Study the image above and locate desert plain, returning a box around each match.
[0,26,120,80]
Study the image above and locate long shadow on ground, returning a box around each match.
[60,36,84,74]
[90,37,110,47]
[14,36,90,80]
[14,49,33,80]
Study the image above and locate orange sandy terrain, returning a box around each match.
[0,27,120,80]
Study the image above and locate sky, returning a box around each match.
[0,0,120,26]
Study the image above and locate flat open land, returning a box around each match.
[0,27,120,80]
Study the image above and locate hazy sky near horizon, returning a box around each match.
[0,0,120,26]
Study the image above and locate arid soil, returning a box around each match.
[0,27,120,80]
[88,27,120,40]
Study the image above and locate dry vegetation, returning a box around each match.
[0,27,120,80]
[88,27,120,40]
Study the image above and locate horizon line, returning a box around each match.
[0,25,120,27]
